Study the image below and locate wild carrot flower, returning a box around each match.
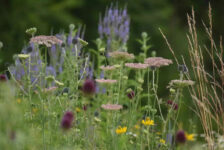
[82,79,96,96]
[100,65,116,71]
[26,27,37,36]
[95,79,117,84]
[43,86,58,93]
[142,117,154,126]
[125,63,148,69]
[101,104,123,110]
[30,35,63,47]
[18,54,30,59]
[168,80,194,88]
[109,51,134,60]
[144,57,173,68]
[116,126,127,134]
[61,111,74,130]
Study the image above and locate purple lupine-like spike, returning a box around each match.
[96,84,100,93]
[67,33,72,45]
[102,88,106,94]
[50,45,57,59]
[88,67,94,79]
[98,4,130,52]
[100,71,104,79]
[46,66,56,77]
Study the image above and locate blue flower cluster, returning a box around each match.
[98,5,130,52]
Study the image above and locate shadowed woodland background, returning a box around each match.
[1,0,223,69]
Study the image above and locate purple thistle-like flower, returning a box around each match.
[176,130,186,144]
[167,100,178,110]
[83,105,87,111]
[0,74,7,81]
[127,91,135,99]
[98,4,130,51]
[61,111,74,130]
[82,79,96,96]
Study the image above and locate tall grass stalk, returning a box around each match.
[160,4,224,150]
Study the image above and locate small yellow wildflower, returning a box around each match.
[160,139,166,144]
[76,107,81,113]
[16,98,22,104]
[186,133,195,141]
[142,117,154,126]
[156,132,161,135]
[116,126,127,134]
[134,125,140,129]
[32,108,38,113]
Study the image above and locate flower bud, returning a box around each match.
[26,27,37,36]
[0,41,3,49]
[138,78,144,84]
[151,51,156,57]
[69,24,75,31]
[141,32,148,39]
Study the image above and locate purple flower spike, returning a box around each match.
[61,111,74,130]
[98,4,130,51]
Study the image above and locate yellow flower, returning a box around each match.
[160,139,166,144]
[32,108,38,113]
[16,98,22,104]
[142,117,154,126]
[76,107,81,113]
[186,133,195,141]
[134,125,140,129]
[116,126,127,134]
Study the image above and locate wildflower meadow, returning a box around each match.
[0,3,224,150]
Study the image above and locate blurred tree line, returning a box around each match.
[0,0,223,80]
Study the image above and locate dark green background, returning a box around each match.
[1,0,223,70]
